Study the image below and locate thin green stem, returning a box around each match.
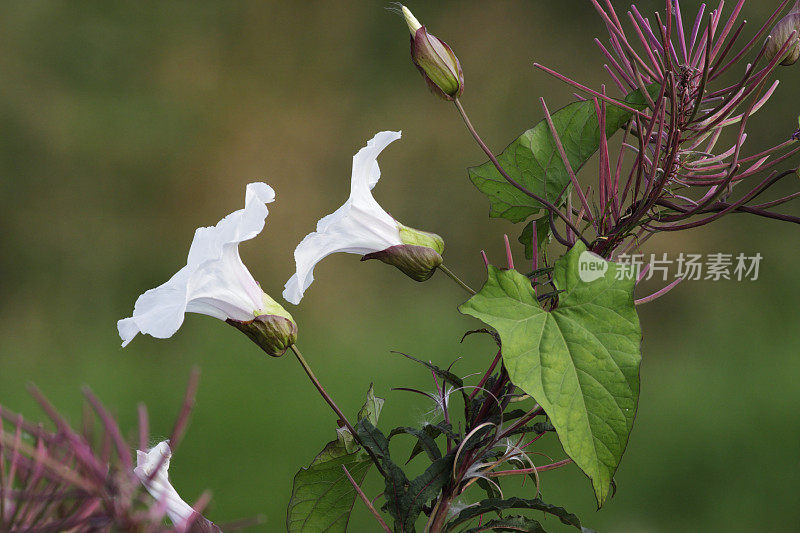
[438,264,476,295]
[289,344,385,476]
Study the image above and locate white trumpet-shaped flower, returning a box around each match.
[118,182,284,347]
[283,131,444,304]
[134,441,195,528]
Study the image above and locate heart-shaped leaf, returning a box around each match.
[459,242,641,506]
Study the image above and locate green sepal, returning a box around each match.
[398,223,445,254]
[256,291,294,322]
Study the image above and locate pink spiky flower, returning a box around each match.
[529,0,800,261]
[0,370,222,532]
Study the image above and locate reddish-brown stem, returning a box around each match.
[290,344,386,477]
[487,458,574,477]
[341,465,392,533]
[469,350,503,401]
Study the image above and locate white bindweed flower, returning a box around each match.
[134,441,195,529]
[283,131,444,304]
[118,182,296,356]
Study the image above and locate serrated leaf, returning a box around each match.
[445,497,591,532]
[404,422,460,465]
[389,426,443,462]
[394,352,464,390]
[462,515,547,533]
[468,87,656,223]
[357,419,454,533]
[459,242,641,506]
[476,477,503,500]
[287,386,385,532]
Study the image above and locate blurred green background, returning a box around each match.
[1,1,798,531]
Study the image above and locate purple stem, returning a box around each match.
[503,234,515,270]
[469,350,503,401]
[635,277,683,305]
[342,465,392,533]
[540,98,595,227]
[488,458,574,477]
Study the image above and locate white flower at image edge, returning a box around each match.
[118,182,275,347]
[134,441,195,528]
[283,131,405,304]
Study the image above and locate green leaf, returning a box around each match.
[286,439,372,533]
[459,242,641,507]
[475,477,503,500]
[445,497,593,532]
[394,351,464,390]
[286,386,385,532]
[358,382,385,427]
[404,422,460,464]
[402,456,453,532]
[461,515,547,533]
[357,419,454,533]
[468,87,656,223]
[338,383,385,453]
[389,426,443,462]
[518,216,551,260]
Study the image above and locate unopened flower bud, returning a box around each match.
[361,224,444,281]
[226,293,297,357]
[401,5,464,100]
[765,2,800,66]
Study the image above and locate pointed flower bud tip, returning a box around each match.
[402,6,464,100]
[362,224,444,281]
[765,5,800,66]
[227,293,297,357]
[401,5,422,35]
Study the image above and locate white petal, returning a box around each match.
[117,318,140,348]
[187,182,275,268]
[134,441,195,528]
[185,245,262,321]
[117,267,192,347]
[119,182,274,346]
[283,132,403,305]
[352,130,401,196]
